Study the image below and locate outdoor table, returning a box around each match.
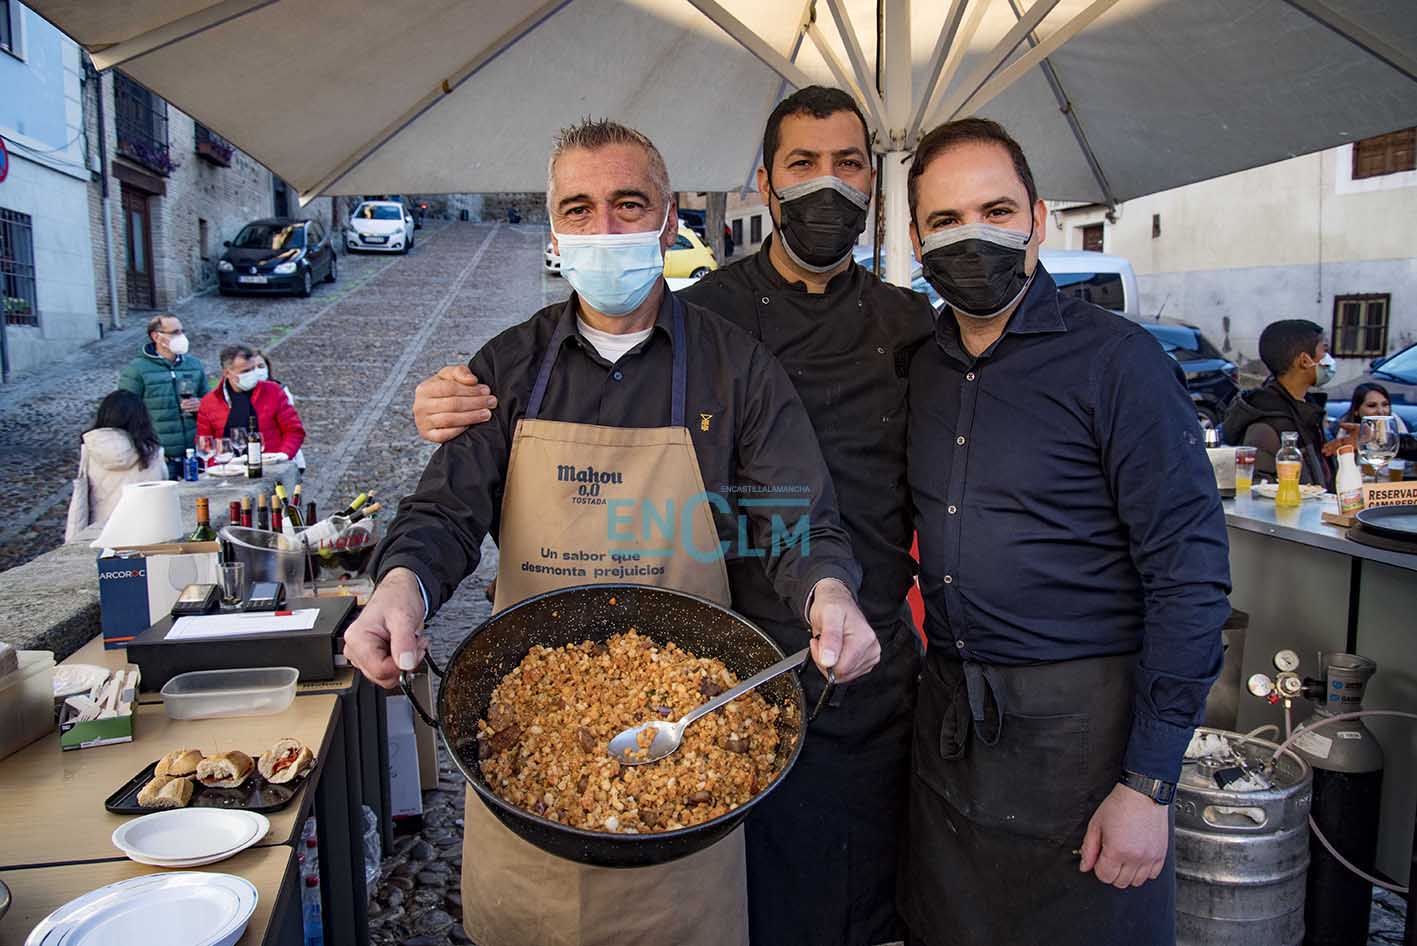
[63,627,393,854]
[0,698,337,869]
[1224,491,1417,889]
[0,846,301,945]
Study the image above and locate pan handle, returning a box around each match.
[809,669,837,724]
[398,653,442,731]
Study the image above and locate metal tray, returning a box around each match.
[105,758,305,815]
[1354,504,1417,542]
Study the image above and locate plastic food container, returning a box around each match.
[0,650,56,761]
[160,667,299,720]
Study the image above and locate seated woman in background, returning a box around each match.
[253,349,306,478]
[1334,382,1409,435]
[66,390,167,541]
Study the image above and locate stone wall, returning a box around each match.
[435,193,547,224]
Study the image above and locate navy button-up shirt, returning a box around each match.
[909,268,1231,782]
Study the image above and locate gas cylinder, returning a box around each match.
[1291,653,1384,946]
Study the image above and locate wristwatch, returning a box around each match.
[1120,770,1176,805]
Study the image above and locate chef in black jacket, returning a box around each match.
[414,87,934,946]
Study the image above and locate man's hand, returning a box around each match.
[180,397,201,413]
[343,568,427,689]
[414,365,497,444]
[1323,422,1360,457]
[1078,783,1170,888]
[807,578,880,683]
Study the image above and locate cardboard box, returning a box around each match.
[386,695,424,819]
[97,542,220,649]
[59,703,135,750]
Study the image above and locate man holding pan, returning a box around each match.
[343,118,877,946]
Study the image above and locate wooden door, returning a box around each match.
[121,185,155,310]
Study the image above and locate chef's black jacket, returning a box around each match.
[910,267,1231,782]
[373,288,861,623]
[682,237,934,632]
[681,237,932,946]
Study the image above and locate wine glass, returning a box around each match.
[230,428,248,459]
[1359,415,1400,479]
[213,437,235,475]
[195,435,216,474]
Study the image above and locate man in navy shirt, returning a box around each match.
[900,118,1230,946]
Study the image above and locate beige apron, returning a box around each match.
[462,299,746,946]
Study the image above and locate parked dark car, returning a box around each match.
[677,208,734,258]
[1323,341,1417,432]
[1128,317,1239,429]
[217,218,337,297]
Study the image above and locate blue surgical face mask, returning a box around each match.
[552,206,670,317]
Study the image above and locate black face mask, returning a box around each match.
[770,176,870,272]
[920,221,1035,319]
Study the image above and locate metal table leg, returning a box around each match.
[356,676,392,848]
[315,700,368,946]
[268,848,306,946]
[375,684,393,849]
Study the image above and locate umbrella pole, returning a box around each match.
[881,0,913,288]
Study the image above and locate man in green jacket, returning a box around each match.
[117,314,209,478]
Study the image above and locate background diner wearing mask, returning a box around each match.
[195,343,307,462]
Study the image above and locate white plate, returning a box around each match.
[52,664,110,699]
[26,872,257,946]
[205,463,246,477]
[112,809,267,863]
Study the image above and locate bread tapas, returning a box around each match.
[154,748,203,778]
[196,750,255,789]
[257,738,315,784]
[136,774,194,809]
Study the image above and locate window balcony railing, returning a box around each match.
[114,73,177,176]
[195,123,234,167]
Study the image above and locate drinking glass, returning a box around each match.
[1358,415,1399,479]
[1234,446,1256,494]
[177,378,196,400]
[220,562,247,607]
[230,428,248,460]
[195,435,217,473]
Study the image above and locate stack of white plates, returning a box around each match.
[112,808,270,868]
[52,664,110,700]
[24,872,257,946]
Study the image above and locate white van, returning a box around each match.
[1039,249,1139,315]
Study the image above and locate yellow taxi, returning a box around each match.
[664,225,718,279]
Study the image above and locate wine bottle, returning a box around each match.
[255,493,269,531]
[189,497,217,542]
[336,492,369,519]
[299,502,382,549]
[305,500,317,525]
[240,495,253,529]
[272,505,283,534]
[228,500,242,529]
[245,417,263,479]
[275,484,304,528]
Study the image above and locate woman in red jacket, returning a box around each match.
[196,344,306,459]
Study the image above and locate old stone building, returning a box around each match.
[85,69,337,326]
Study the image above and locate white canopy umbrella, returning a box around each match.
[30,0,1417,284]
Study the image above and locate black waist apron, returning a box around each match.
[738,599,922,946]
[900,649,1176,946]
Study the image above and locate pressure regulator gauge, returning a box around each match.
[1274,649,1300,673]
[1247,673,1275,698]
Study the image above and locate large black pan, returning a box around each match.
[400,584,809,868]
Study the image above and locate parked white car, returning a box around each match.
[347,200,416,254]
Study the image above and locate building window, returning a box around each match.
[1332,294,1391,358]
[750,214,762,244]
[1352,128,1416,180]
[0,0,14,55]
[1,208,39,327]
[1081,223,1104,253]
[1151,214,1161,239]
[198,218,210,260]
[732,218,743,248]
[114,72,174,175]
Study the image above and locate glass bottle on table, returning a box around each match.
[189,497,217,541]
[245,417,263,479]
[1275,431,1303,507]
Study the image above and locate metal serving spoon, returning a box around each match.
[609,646,815,765]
